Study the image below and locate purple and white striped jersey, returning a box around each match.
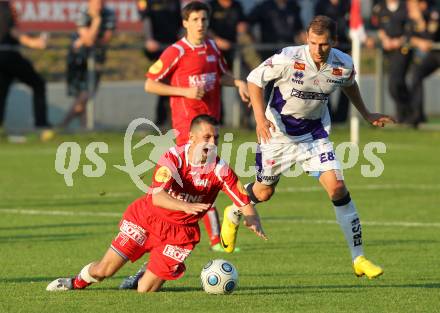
[247,45,356,143]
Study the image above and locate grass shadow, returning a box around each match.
[2,274,130,284]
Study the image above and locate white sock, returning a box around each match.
[228,204,242,225]
[333,200,364,261]
[206,205,220,236]
[79,263,99,283]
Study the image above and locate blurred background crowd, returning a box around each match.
[1,0,439,139]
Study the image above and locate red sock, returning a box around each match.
[202,206,221,246]
[73,275,91,289]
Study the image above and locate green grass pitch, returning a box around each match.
[1,127,439,313]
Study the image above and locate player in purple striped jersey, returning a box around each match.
[221,15,395,279]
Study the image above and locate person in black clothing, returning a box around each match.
[315,0,351,123]
[248,0,305,60]
[371,0,412,124]
[60,0,116,129]
[315,0,351,54]
[208,0,247,66]
[0,0,51,135]
[407,0,439,127]
[137,0,181,126]
[247,0,305,106]
[208,0,249,125]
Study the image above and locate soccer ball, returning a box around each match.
[200,259,238,294]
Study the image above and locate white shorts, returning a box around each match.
[256,138,342,185]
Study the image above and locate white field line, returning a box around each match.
[0,209,120,218]
[1,208,439,228]
[50,192,134,199]
[264,218,440,228]
[1,183,439,201]
[0,191,136,200]
[277,183,440,193]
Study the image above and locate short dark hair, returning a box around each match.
[307,15,337,41]
[190,114,219,130]
[181,1,211,20]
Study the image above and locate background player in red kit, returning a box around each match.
[46,115,267,293]
[145,1,249,250]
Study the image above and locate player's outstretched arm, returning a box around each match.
[152,189,210,214]
[144,79,205,99]
[342,82,396,127]
[239,204,268,240]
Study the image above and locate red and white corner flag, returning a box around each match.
[349,0,367,42]
[349,0,365,144]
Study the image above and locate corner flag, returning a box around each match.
[349,0,365,144]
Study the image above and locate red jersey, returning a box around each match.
[146,37,228,144]
[145,144,249,225]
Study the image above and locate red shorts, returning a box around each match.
[111,197,200,280]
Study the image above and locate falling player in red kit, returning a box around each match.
[46,115,267,293]
[145,1,249,251]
